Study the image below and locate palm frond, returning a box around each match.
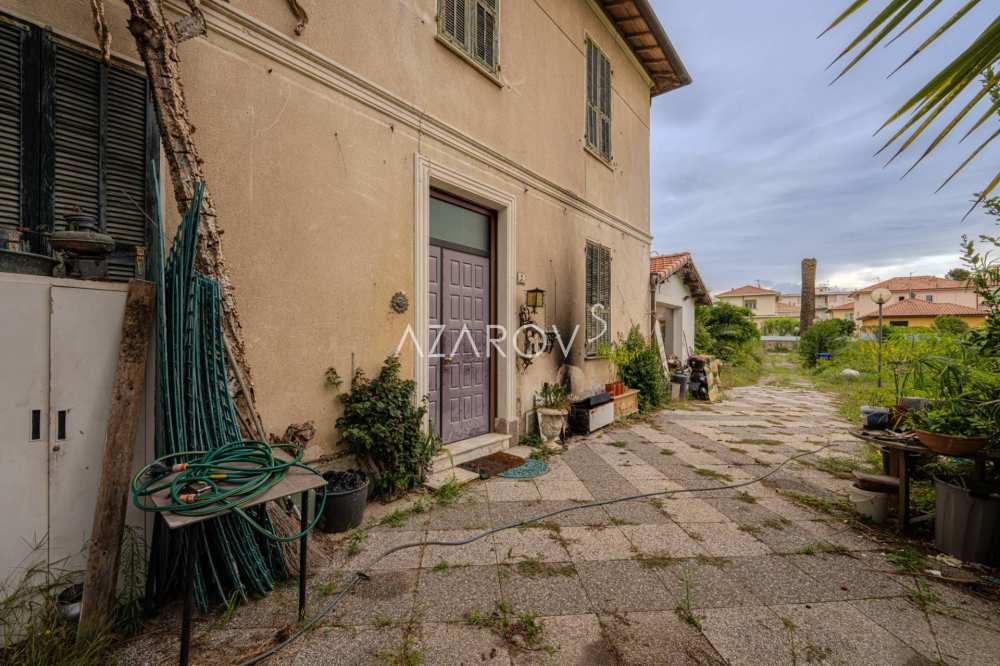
[824,1,1000,213]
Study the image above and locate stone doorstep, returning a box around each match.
[430,432,512,474]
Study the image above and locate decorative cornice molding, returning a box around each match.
[164,0,652,245]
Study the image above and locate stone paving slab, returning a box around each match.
[112,381,1000,666]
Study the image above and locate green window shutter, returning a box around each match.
[439,0,467,47]
[440,0,499,73]
[474,0,498,71]
[104,65,148,281]
[0,21,23,238]
[53,43,101,231]
[585,241,611,356]
[53,40,149,280]
[584,38,611,160]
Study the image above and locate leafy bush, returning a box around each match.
[799,319,850,367]
[539,382,569,409]
[695,303,760,363]
[611,326,668,412]
[334,355,439,501]
[760,316,799,336]
[933,315,969,336]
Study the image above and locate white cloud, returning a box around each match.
[824,254,961,289]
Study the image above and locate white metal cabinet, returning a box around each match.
[0,280,51,582]
[0,274,153,585]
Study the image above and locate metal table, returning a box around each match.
[150,456,326,666]
[849,429,999,534]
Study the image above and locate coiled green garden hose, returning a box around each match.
[132,441,327,542]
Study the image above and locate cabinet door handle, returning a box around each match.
[31,409,41,441]
[57,410,67,441]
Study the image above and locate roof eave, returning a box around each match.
[631,0,692,96]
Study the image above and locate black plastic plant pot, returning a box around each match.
[318,471,369,534]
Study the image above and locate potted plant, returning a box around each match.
[536,382,569,443]
[910,407,990,456]
[597,341,633,396]
[908,352,992,455]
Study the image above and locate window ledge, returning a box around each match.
[584,144,615,171]
[435,34,503,89]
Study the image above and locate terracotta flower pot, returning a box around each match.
[616,381,625,396]
[913,429,989,457]
[605,383,616,396]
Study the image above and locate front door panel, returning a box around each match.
[440,248,490,443]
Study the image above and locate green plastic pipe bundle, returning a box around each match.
[143,174,316,609]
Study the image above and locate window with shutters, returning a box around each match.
[0,14,156,281]
[585,240,611,357]
[585,38,612,162]
[437,0,499,76]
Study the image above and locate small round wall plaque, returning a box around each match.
[390,291,409,314]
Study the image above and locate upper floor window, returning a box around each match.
[438,0,499,74]
[925,294,933,302]
[744,299,757,310]
[0,16,155,281]
[585,240,611,356]
[585,38,612,162]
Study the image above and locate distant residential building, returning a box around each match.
[650,253,711,362]
[858,300,985,329]
[715,285,781,327]
[852,276,979,321]
[827,301,857,321]
[779,287,852,321]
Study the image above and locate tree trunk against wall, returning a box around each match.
[800,258,817,334]
[122,0,262,440]
[109,1,324,566]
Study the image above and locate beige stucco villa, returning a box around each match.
[715,285,781,327]
[851,276,979,320]
[2,1,690,466]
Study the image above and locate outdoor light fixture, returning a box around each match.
[871,287,892,389]
[526,287,545,312]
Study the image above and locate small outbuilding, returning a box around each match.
[650,252,711,363]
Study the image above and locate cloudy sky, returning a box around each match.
[647,1,998,293]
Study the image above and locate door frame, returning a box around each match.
[414,155,517,436]
[429,189,497,437]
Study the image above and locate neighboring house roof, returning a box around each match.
[650,252,711,305]
[716,285,780,297]
[775,302,799,315]
[828,301,856,311]
[594,0,692,96]
[853,276,967,295]
[858,299,984,320]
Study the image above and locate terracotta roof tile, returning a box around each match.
[716,285,780,297]
[649,252,691,279]
[650,252,711,305]
[854,276,967,294]
[858,299,983,319]
[828,301,856,311]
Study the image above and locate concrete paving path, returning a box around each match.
[117,385,1000,665]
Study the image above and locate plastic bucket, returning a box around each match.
[849,488,888,524]
[317,473,369,534]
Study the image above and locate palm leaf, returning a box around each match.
[888,0,983,76]
[886,0,943,46]
[825,1,1000,212]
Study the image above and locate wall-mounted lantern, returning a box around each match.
[526,287,545,313]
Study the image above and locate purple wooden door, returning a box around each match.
[438,248,490,443]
